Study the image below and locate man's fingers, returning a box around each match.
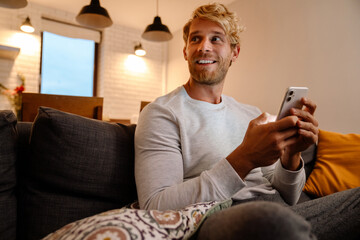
[298,128,318,145]
[282,128,299,141]
[302,97,317,115]
[291,108,319,127]
[269,115,298,131]
[297,120,319,135]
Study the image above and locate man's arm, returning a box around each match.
[135,103,245,210]
[227,98,318,205]
[272,98,318,204]
[262,159,306,205]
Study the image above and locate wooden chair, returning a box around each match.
[140,101,151,112]
[108,101,151,125]
[21,93,103,122]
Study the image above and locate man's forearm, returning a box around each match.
[136,158,244,210]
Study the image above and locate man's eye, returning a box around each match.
[191,36,199,42]
[212,36,221,42]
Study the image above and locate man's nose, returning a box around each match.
[198,39,212,52]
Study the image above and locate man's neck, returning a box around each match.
[183,79,224,104]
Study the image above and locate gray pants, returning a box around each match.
[196,187,360,240]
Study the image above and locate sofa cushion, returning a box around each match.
[21,107,137,239]
[42,200,232,240]
[303,129,360,197]
[0,110,17,239]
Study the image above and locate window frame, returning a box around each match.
[39,18,100,97]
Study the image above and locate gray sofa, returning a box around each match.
[0,107,317,239]
[0,107,137,239]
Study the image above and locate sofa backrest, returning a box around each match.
[0,107,138,239]
[0,110,17,239]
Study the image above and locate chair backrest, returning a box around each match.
[140,101,151,112]
[21,93,103,121]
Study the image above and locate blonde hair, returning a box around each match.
[183,3,244,49]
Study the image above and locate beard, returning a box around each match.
[188,53,232,86]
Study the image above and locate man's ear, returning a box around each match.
[231,44,240,63]
[183,46,188,61]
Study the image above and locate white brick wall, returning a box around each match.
[0,2,167,121]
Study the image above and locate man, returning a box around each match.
[135,3,359,239]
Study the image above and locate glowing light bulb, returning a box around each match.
[20,17,35,33]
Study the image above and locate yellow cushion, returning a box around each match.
[303,129,360,197]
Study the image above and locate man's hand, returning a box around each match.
[281,98,319,170]
[227,112,299,179]
[227,98,319,178]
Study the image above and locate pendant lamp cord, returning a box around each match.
[156,0,159,16]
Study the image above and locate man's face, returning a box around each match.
[183,18,239,86]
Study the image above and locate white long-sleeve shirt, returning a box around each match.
[135,86,305,210]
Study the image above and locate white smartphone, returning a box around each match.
[276,87,308,120]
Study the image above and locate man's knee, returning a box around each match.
[197,201,316,240]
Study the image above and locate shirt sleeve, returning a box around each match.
[262,158,306,205]
[135,103,245,210]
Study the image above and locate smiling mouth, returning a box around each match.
[196,60,216,64]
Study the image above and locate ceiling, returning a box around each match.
[28,0,236,32]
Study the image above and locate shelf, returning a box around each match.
[0,45,20,60]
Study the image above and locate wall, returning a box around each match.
[167,0,360,134]
[0,2,167,121]
[0,5,40,109]
[167,28,188,93]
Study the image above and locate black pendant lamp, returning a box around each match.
[76,0,112,29]
[142,0,172,42]
[0,0,27,9]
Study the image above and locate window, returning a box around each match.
[40,31,96,96]
[39,17,101,97]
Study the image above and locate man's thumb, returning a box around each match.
[253,112,271,125]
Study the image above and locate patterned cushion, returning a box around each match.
[43,200,232,240]
[20,107,137,239]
